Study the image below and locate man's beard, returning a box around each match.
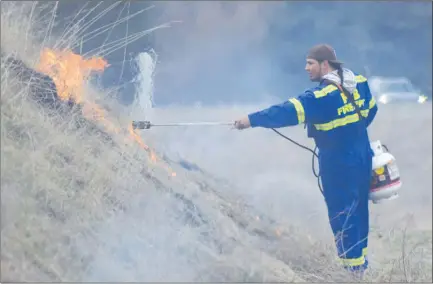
[310,67,324,82]
[310,75,321,82]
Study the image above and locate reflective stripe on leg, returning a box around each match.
[339,255,366,267]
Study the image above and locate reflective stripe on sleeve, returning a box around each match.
[288,98,305,124]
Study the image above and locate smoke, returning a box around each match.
[147,1,287,105]
[85,191,203,282]
[131,50,157,121]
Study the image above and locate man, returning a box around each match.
[234,44,378,273]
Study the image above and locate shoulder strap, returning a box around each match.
[324,79,364,121]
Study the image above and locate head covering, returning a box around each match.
[307,44,343,65]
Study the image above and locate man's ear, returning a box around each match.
[320,60,328,69]
[320,60,331,73]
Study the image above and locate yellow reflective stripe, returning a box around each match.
[369,97,376,109]
[339,255,366,267]
[315,108,369,131]
[355,75,367,83]
[314,113,357,131]
[288,98,305,124]
[362,247,368,257]
[313,85,338,98]
[340,91,348,104]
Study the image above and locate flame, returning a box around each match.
[36,48,176,177]
[128,125,176,177]
[37,48,108,103]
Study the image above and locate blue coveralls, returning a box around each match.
[247,74,378,271]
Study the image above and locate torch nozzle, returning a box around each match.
[132,121,152,129]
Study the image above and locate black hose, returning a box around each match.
[270,128,323,194]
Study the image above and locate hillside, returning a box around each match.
[1,2,431,282]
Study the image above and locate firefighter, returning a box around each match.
[234,44,378,273]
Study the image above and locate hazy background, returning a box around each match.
[50,1,432,106]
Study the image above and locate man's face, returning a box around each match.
[305,58,324,82]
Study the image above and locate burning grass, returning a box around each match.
[33,46,174,172]
[1,1,431,282]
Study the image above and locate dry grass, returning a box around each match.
[1,1,431,282]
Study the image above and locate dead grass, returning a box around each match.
[1,1,431,282]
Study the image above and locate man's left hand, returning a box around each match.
[233,116,251,130]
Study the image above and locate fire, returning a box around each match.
[128,125,176,177]
[36,48,176,177]
[37,48,108,103]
